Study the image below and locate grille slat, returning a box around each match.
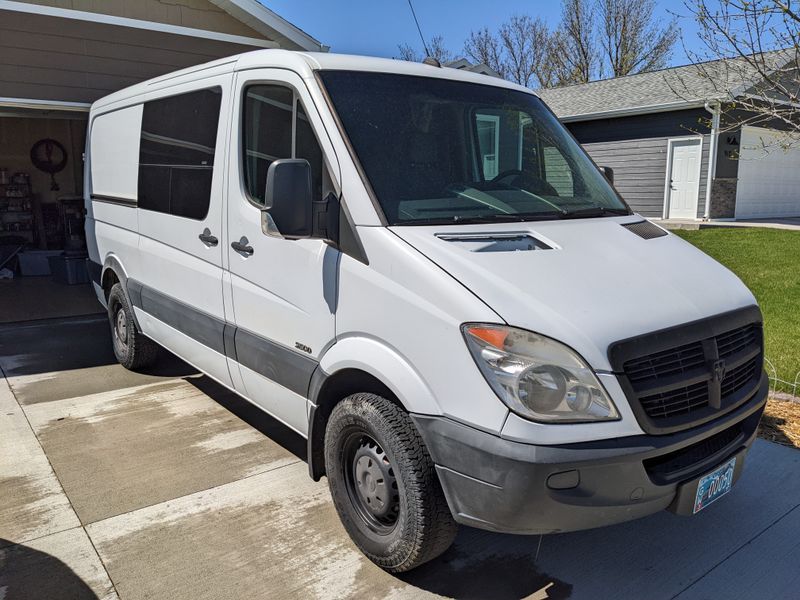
[622,322,762,426]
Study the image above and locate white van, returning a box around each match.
[85,50,768,572]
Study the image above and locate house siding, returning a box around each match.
[0,9,254,104]
[15,0,266,38]
[565,110,712,219]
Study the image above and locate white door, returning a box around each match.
[134,79,233,387]
[735,126,800,218]
[225,69,340,435]
[667,138,702,219]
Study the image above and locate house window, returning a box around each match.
[138,87,222,220]
[475,113,500,179]
[242,85,323,206]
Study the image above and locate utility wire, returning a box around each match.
[406,0,431,58]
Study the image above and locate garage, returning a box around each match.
[735,125,800,219]
[0,0,324,323]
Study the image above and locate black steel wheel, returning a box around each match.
[324,393,457,572]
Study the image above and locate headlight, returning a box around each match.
[462,324,619,423]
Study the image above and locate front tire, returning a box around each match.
[107,283,159,370]
[324,393,457,573]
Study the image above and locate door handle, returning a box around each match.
[231,237,254,256]
[198,228,218,247]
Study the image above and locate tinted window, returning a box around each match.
[138,87,222,219]
[319,71,628,225]
[242,85,324,206]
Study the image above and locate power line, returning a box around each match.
[406,0,431,58]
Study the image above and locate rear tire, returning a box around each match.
[324,393,457,573]
[107,283,159,370]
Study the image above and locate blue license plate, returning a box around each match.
[693,457,736,514]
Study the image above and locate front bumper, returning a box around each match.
[412,374,768,535]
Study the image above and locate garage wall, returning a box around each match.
[566,110,711,219]
[0,115,86,205]
[0,9,255,104]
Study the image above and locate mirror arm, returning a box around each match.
[313,192,340,245]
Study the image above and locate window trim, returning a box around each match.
[137,85,223,222]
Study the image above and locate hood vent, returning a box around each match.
[621,220,668,240]
[437,233,552,253]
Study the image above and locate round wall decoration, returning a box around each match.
[30,138,68,191]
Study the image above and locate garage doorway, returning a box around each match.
[665,137,703,220]
[0,106,101,323]
[735,126,800,219]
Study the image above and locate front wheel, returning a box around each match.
[324,393,457,573]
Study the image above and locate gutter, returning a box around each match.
[703,101,722,220]
[556,99,707,122]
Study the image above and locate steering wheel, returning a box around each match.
[491,169,523,185]
[491,169,560,197]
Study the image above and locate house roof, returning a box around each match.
[208,0,326,52]
[537,51,793,121]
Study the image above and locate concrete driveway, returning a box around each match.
[1,315,799,600]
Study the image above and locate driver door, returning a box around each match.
[225,69,341,435]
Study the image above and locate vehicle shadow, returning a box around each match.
[0,538,100,600]
[399,529,573,599]
[0,314,196,378]
[186,375,307,462]
[757,411,797,448]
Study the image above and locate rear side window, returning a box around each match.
[242,85,323,206]
[138,87,222,220]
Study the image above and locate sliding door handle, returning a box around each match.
[231,238,254,256]
[198,228,218,246]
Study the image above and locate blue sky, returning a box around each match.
[263,0,703,66]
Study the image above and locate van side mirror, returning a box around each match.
[264,159,312,237]
[599,166,614,185]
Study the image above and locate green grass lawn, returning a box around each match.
[674,228,800,393]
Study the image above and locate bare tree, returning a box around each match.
[681,0,800,144]
[464,27,507,78]
[549,0,598,84]
[465,16,562,87]
[398,35,453,63]
[600,0,679,76]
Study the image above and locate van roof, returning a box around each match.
[91,49,535,111]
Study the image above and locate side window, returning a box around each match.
[138,87,222,219]
[242,84,324,206]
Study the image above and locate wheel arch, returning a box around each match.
[100,255,141,328]
[307,337,442,481]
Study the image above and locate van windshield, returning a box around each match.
[319,71,630,225]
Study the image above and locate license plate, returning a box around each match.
[693,457,736,514]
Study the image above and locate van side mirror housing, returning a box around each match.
[599,166,614,185]
[264,159,312,237]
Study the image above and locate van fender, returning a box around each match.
[100,255,141,328]
[317,336,441,416]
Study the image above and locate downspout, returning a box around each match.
[703,101,721,220]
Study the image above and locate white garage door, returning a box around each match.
[735,126,800,218]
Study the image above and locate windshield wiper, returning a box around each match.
[395,212,565,226]
[559,206,631,219]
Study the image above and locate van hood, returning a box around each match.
[391,216,757,371]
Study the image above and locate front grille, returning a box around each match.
[644,423,744,484]
[624,341,705,385]
[610,308,764,434]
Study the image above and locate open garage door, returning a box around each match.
[735,126,800,219]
